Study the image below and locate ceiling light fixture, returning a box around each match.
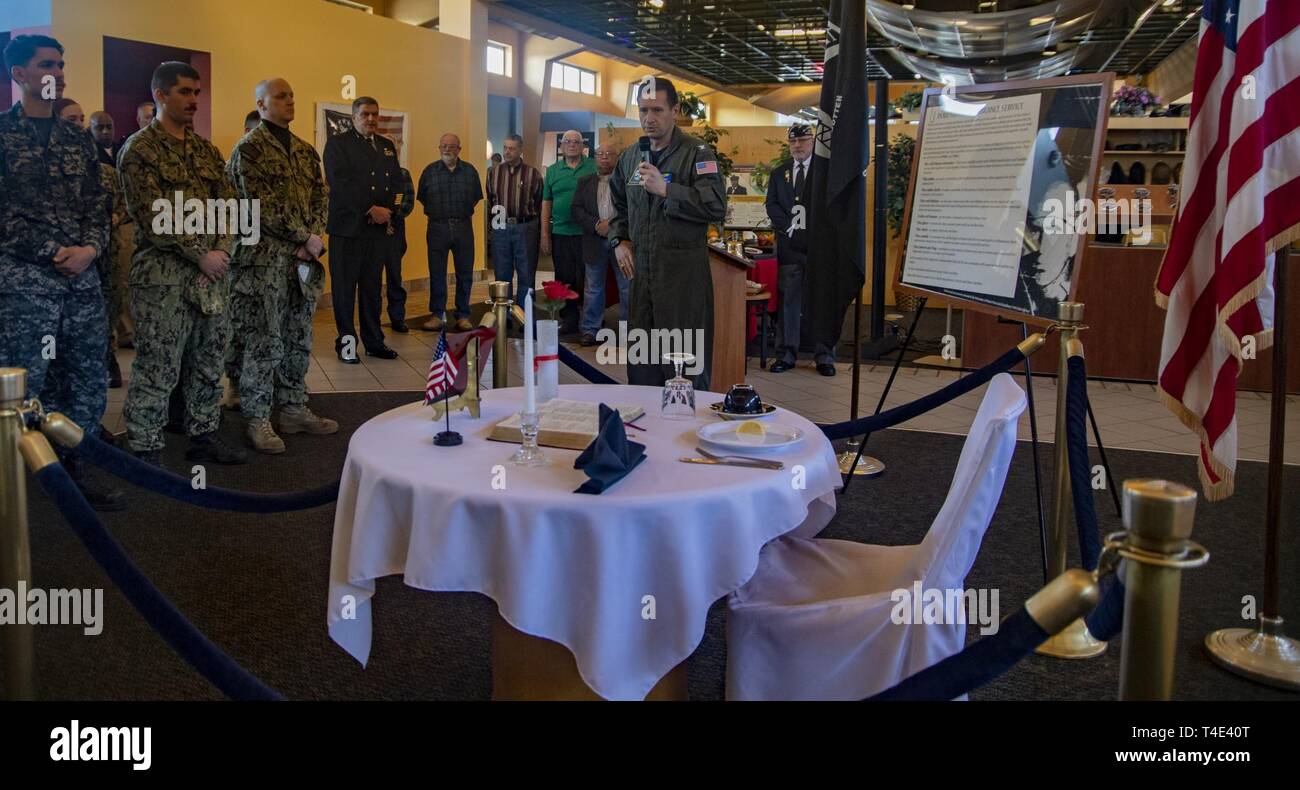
[648,0,664,8]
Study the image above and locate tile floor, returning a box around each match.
[104,288,1298,466]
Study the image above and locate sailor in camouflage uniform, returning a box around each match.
[118,61,248,466]
[0,35,123,510]
[226,78,336,454]
[98,159,128,388]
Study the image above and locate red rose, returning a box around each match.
[542,280,578,300]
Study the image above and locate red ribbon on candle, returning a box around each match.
[533,354,559,371]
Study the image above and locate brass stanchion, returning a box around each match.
[486,281,513,390]
[1036,302,1107,659]
[1113,479,1208,700]
[0,368,36,699]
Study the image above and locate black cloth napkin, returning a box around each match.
[573,403,646,494]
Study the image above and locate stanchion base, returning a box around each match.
[838,451,884,476]
[1035,617,1108,659]
[1205,627,1300,691]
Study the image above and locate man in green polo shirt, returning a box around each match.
[541,129,596,333]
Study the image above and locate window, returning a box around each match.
[551,62,598,96]
[486,41,511,77]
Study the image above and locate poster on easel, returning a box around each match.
[895,73,1114,325]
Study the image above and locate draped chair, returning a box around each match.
[725,373,1028,700]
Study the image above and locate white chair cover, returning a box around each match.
[725,373,1028,700]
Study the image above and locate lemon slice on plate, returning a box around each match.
[735,420,766,445]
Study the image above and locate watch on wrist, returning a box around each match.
[609,236,623,249]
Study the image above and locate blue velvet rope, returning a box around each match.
[1064,355,1126,639]
[557,343,618,385]
[1066,356,1102,571]
[1085,573,1126,641]
[821,346,1028,441]
[867,607,1050,701]
[70,431,339,513]
[33,463,283,701]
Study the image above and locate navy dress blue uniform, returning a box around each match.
[324,128,400,354]
[0,103,110,431]
[764,155,834,368]
[385,166,415,327]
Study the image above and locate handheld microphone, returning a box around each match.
[639,136,651,166]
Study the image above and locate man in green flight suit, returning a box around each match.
[609,77,726,391]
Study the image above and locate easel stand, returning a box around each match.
[1205,246,1300,690]
[842,297,927,489]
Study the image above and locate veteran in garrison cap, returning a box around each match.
[225,77,336,455]
[118,60,248,468]
[764,122,835,376]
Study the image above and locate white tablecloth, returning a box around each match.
[327,383,841,700]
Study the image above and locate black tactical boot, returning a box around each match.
[63,454,127,512]
[133,448,163,467]
[185,431,249,465]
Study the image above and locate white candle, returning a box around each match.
[523,291,536,414]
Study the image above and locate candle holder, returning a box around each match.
[511,410,545,466]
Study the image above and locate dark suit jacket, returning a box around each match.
[569,172,611,264]
[764,157,814,268]
[323,128,401,238]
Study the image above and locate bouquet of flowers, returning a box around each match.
[534,280,578,320]
[1111,85,1161,117]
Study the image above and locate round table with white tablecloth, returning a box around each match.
[327,383,841,700]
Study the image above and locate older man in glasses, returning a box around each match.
[541,129,596,335]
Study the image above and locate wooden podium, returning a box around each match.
[708,245,755,393]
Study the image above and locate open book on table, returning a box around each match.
[488,399,646,450]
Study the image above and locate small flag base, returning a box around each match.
[434,430,463,447]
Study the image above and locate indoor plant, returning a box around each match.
[1111,85,1161,117]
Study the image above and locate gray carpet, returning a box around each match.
[7,389,1298,700]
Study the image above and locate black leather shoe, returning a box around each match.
[391,320,409,333]
[769,359,795,373]
[336,349,360,365]
[816,363,837,377]
[186,431,250,465]
[366,345,399,360]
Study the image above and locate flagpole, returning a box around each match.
[1206,245,1299,690]
[434,324,463,447]
[837,77,887,476]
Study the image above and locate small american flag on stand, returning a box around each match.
[1155,0,1300,501]
[425,331,459,404]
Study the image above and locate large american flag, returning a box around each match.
[1156,0,1300,501]
[425,332,459,404]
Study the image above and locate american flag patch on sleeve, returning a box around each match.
[695,160,718,175]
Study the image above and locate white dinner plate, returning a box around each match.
[696,420,803,451]
[709,403,778,420]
